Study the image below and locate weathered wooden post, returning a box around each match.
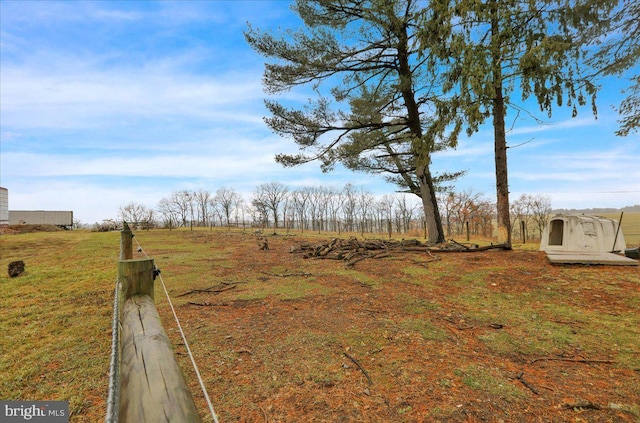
[117,230,201,422]
[118,294,201,422]
[118,258,155,302]
[120,221,133,260]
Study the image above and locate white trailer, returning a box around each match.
[9,210,74,228]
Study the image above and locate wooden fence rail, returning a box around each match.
[108,222,201,422]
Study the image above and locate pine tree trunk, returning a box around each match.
[396,21,445,244]
[493,106,511,248]
[491,6,512,249]
[417,164,445,244]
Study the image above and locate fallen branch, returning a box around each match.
[256,404,267,423]
[177,283,237,297]
[400,246,432,252]
[426,250,441,260]
[261,271,312,278]
[449,239,471,250]
[516,372,539,395]
[187,301,229,307]
[562,401,602,410]
[347,252,390,268]
[344,352,373,385]
[433,242,509,252]
[531,357,615,364]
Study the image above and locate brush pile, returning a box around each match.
[289,237,496,267]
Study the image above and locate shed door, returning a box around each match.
[548,219,564,246]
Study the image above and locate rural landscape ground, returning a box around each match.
[1,222,639,422]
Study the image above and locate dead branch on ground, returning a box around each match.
[343,352,373,385]
[516,372,540,395]
[177,282,238,297]
[531,357,615,364]
[261,271,313,278]
[561,401,602,410]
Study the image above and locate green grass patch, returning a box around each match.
[232,277,331,301]
[327,268,381,288]
[341,329,386,353]
[455,364,525,400]
[399,294,441,314]
[0,231,116,418]
[479,321,575,357]
[400,262,448,285]
[578,313,640,369]
[398,318,448,341]
[261,331,343,387]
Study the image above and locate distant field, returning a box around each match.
[599,212,640,247]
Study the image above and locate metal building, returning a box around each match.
[9,210,73,227]
[0,187,8,225]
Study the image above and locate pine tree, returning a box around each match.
[584,0,639,136]
[245,0,465,243]
[422,0,614,248]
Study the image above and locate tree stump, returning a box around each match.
[8,260,25,277]
[258,238,270,251]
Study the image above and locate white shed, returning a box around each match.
[540,214,636,265]
[540,214,626,253]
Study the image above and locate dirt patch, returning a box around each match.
[0,224,64,234]
[154,231,640,422]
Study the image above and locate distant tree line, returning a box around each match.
[553,205,640,214]
[110,182,552,242]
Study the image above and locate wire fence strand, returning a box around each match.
[134,237,220,423]
[105,279,121,423]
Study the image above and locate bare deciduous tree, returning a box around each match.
[530,194,553,240]
[118,202,154,228]
[252,182,289,232]
[214,187,242,227]
[192,189,213,227]
[161,190,193,227]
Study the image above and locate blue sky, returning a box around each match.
[1,0,638,224]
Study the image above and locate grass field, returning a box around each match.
[601,212,640,247]
[1,226,639,422]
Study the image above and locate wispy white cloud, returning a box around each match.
[1,59,265,131]
[433,140,494,160]
[1,1,224,26]
[2,152,272,178]
[507,116,599,136]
